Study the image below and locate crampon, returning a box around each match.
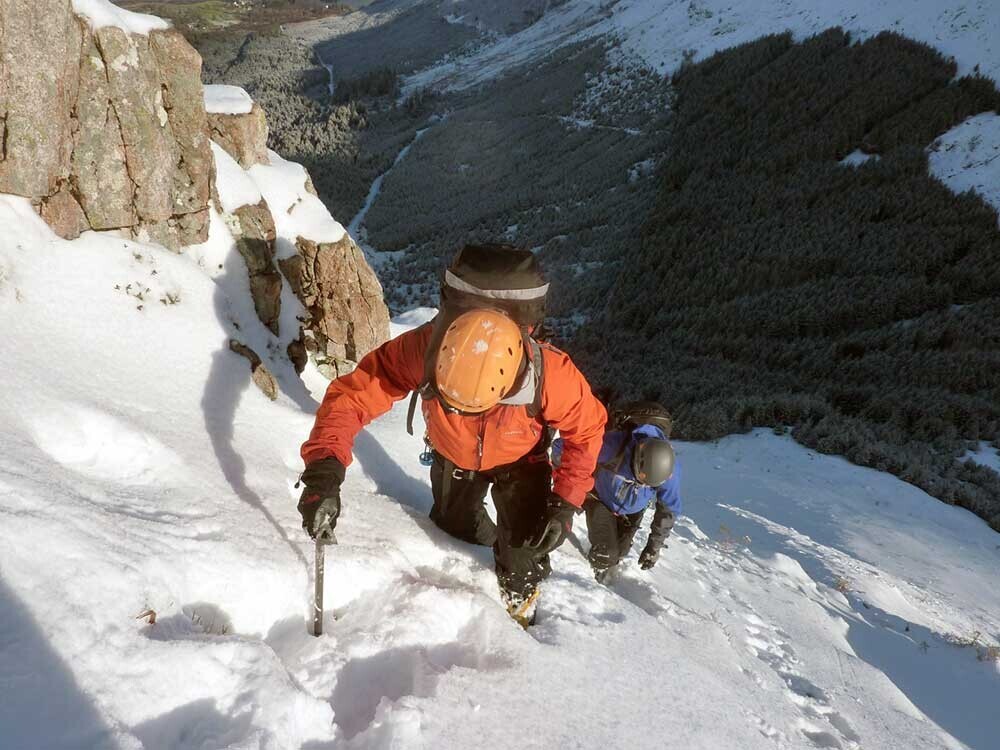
[502,587,540,629]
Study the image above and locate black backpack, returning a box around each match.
[599,400,674,473]
[406,243,550,435]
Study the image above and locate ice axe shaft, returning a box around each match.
[312,525,336,637]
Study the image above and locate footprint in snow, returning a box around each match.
[26,401,184,486]
[331,635,509,741]
[741,613,861,748]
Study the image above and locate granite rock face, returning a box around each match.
[207,104,270,168]
[0,0,212,248]
[230,200,281,335]
[279,235,391,378]
[0,0,81,200]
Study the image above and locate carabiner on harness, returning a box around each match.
[419,439,435,467]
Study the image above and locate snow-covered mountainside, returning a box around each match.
[2,187,1000,748]
[2,2,1000,749]
[404,0,1000,93]
[399,0,1000,218]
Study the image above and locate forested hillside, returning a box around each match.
[365,42,670,331]
[195,31,426,223]
[575,30,1000,529]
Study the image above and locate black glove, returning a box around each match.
[638,542,661,570]
[527,493,576,557]
[639,506,675,570]
[297,457,345,542]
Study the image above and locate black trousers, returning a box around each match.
[584,495,645,570]
[429,451,552,598]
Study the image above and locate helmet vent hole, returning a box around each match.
[491,386,495,392]
[507,347,513,356]
[499,368,504,375]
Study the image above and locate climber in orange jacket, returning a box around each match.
[297,244,607,625]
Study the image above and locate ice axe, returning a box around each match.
[312,523,337,637]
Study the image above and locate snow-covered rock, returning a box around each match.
[207,92,271,169]
[202,141,390,366]
[71,0,171,34]
[204,84,255,115]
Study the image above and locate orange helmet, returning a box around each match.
[434,309,524,413]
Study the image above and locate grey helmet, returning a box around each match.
[632,437,675,486]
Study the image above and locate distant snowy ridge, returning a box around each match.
[403,0,1000,225]
[404,0,1000,93]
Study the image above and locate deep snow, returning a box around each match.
[1,191,998,747]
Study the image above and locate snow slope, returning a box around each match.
[928,112,1000,224]
[403,0,1000,94]
[1,187,999,748]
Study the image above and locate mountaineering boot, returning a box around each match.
[593,565,615,585]
[501,586,540,629]
[588,539,615,584]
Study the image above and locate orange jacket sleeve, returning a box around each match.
[300,325,430,467]
[538,347,608,506]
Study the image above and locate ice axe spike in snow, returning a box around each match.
[312,523,337,637]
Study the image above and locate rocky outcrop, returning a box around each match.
[39,183,90,240]
[208,104,269,168]
[0,0,81,199]
[229,340,278,401]
[228,200,281,335]
[1,0,390,383]
[0,0,212,247]
[279,235,391,378]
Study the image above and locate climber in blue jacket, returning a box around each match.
[555,420,681,581]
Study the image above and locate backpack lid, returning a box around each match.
[444,243,549,299]
[614,400,673,438]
